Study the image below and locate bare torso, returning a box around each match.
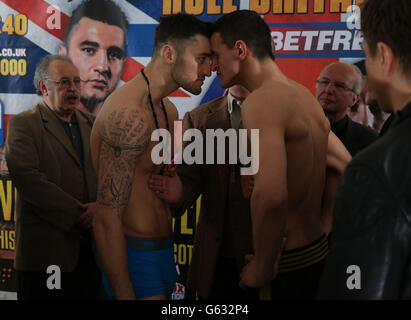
[91,76,178,238]
[243,77,329,250]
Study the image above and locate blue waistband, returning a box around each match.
[125,236,173,251]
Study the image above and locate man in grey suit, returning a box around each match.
[5,54,101,299]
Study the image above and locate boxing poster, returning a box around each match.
[0,0,364,299]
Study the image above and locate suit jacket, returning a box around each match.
[174,96,253,299]
[5,102,97,272]
[332,115,378,156]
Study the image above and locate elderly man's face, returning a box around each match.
[42,60,81,115]
[61,17,125,105]
[316,63,360,121]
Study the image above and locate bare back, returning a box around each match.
[91,75,178,238]
[242,77,329,250]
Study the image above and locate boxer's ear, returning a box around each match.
[376,42,394,78]
[162,45,176,64]
[235,40,247,60]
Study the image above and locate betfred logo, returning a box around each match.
[271,22,364,58]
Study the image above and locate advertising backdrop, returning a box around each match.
[0,0,364,299]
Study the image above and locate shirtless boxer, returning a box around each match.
[149,12,350,299]
[90,13,212,300]
[210,10,349,298]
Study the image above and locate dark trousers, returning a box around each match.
[17,237,103,300]
[269,259,326,300]
[207,257,258,300]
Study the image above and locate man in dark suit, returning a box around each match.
[5,54,101,299]
[316,62,378,156]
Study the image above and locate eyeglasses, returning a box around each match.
[46,78,83,89]
[316,79,355,93]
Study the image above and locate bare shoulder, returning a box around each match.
[246,80,298,108]
[98,103,151,154]
[94,103,151,211]
[242,84,291,129]
[288,79,330,130]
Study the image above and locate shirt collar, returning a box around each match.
[331,115,349,139]
[227,92,241,114]
[56,112,78,126]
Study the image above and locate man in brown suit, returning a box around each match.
[182,85,256,299]
[149,85,255,299]
[5,54,101,299]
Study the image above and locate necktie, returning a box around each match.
[230,99,242,130]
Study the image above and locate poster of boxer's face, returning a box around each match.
[0,0,365,299]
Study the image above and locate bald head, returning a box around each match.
[319,62,362,94]
[316,62,362,124]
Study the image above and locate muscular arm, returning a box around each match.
[326,131,351,175]
[92,107,150,300]
[241,95,287,287]
[321,132,352,235]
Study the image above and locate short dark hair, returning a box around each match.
[65,0,129,47]
[153,13,211,57]
[361,0,411,75]
[212,10,274,61]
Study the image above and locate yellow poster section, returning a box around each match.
[172,195,201,267]
[163,0,367,15]
[0,179,16,254]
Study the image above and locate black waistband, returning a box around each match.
[278,234,328,273]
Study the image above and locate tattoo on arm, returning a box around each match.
[97,107,150,216]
